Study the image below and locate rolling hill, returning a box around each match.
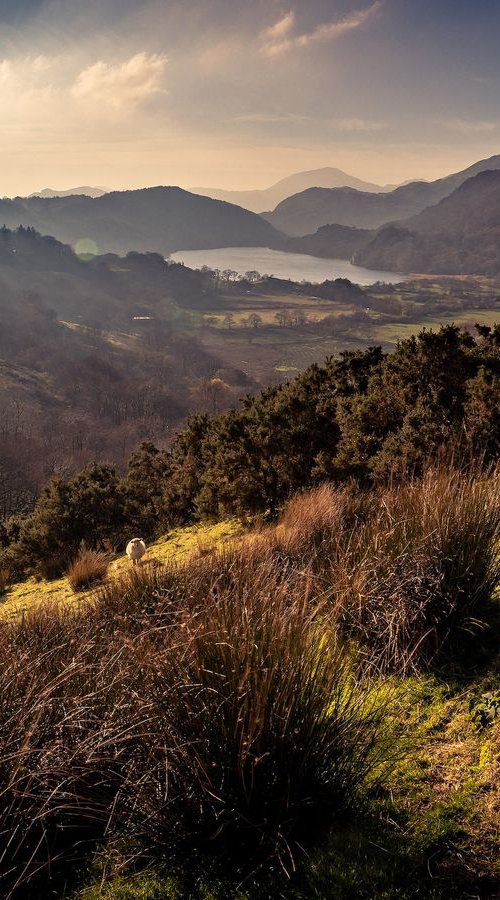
[29,186,108,198]
[192,166,395,213]
[0,186,284,256]
[354,169,500,275]
[263,154,500,236]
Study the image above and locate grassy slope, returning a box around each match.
[0,520,243,621]
[2,511,498,899]
[78,674,500,900]
[73,518,499,900]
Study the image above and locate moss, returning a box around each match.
[79,873,184,899]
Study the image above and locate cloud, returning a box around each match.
[334,117,388,132]
[71,52,167,111]
[262,10,295,42]
[0,55,62,126]
[234,112,309,124]
[260,1,384,57]
[442,118,498,135]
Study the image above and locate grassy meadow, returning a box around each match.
[0,468,499,899]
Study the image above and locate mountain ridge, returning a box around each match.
[263,153,500,236]
[192,166,398,213]
[353,169,500,275]
[0,186,284,256]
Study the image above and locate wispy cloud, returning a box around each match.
[442,118,498,135]
[334,117,388,132]
[260,1,384,57]
[234,112,309,124]
[261,11,296,43]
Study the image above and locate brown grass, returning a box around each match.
[277,468,500,672]
[67,546,110,592]
[1,465,498,895]
[0,534,399,896]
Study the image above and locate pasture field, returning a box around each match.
[194,277,500,385]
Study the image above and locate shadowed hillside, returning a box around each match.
[355,170,500,275]
[0,187,284,256]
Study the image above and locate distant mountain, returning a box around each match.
[263,154,500,236]
[284,224,373,259]
[192,167,395,213]
[29,186,108,198]
[0,187,284,255]
[353,170,500,275]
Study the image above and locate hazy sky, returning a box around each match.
[1,0,500,195]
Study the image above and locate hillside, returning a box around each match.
[354,170,500,275]
[1,463,499,899]
[263,153,500,236]
[0,186,284,256]
[192,166,391,212]
[284,223,373,258]
[0,227,255,516]
[29,186,108,199]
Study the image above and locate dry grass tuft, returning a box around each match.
[67,546,110,592]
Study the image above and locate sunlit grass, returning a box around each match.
[0,520,243,621]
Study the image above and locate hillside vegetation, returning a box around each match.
[0,227,257,516]
[1,321,500,897]
[0,468,499,899]
[1,322,499,586]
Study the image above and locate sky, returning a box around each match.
[1,0,500,195]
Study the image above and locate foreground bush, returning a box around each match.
[67,547,110,591]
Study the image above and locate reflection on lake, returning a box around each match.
[170,246,404,286]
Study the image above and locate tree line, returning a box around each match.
[1,324,499,583]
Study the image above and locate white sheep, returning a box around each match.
[126,537,146,566]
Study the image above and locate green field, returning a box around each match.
[192,278,500,385]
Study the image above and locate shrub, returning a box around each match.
[470,692,500,730]
[132,575,398,864]
[67,546,110,591]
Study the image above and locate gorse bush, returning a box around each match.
[67,546,110,591]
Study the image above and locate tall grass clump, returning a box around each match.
[130,576,397,867]
[67,546,110,592]
[278,467,500,672]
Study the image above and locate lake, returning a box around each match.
[169,246,404,285]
